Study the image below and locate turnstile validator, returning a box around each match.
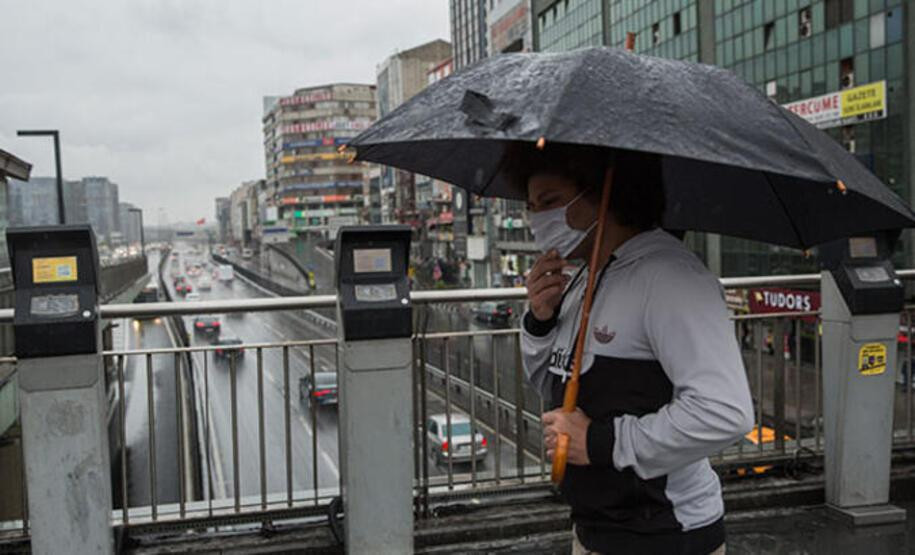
[820,233,907,525]
[7,225,113,554]
[335,225,413,554]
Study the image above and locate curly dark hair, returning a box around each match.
[503,142,665,231]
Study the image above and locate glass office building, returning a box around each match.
[533,0,912,276]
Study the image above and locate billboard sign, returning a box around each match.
[749,287,820,322]
[783,80,886,129]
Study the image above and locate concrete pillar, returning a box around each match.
[19,350,113,554]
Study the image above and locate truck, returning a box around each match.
[216,264,234,283]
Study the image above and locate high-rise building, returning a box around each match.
[229,180,261,248]
[117,202,142,247]
[488,0,534,54]
[531,0,910,276]
[7,177,60,226]
[376,39,452,226]
[0,149,30,268]
[262,83,377,239]
[451,0,490,69]
[215,197,231,243]
[81,177,120,245]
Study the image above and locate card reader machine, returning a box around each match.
[7,224,113,554]
[335,225,412,341]
[7,225,100,358]
[819,232,906,525]
[335,225,414,554]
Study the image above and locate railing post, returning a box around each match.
[773,319,786,453]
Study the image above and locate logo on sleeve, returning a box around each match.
[593,325,615,344]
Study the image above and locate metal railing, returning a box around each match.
[4,270,915,539]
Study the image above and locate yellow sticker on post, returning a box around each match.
[32,256,78,284]
[858,343,887,376]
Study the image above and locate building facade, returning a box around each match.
[532,0,912,276]
[81,177,121,245]
[229,180,260,248]
[215,197,231,244]
[488,0,534,54]
[263,83,377,240]
[7,177,59,227]
[376,40,452,227]
[451,0,490,69]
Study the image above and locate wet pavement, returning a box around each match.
[726,501,915,554]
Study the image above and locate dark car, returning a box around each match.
[213,337,244,359]
[472,302,514,326]
[300,372,338,407]
[193,315,220,336]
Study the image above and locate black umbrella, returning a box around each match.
[350,46,915,249]
[349,46,915,484]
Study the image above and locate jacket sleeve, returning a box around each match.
[520,310,557,401]
[612,260,755,479]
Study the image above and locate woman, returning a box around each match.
[514,144,754,554]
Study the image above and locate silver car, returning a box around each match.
[426,414,487,465]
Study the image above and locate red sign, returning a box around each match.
[749,288,820,315]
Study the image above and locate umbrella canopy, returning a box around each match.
[350,47,915,250]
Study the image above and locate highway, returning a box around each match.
[156,245,535,505]
[115,252,184,509]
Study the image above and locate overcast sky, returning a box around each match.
[0,0,450,224]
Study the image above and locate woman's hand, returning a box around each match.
[526,250,568,321]
[543,407,591,465]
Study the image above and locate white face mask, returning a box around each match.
[528,190,597,258]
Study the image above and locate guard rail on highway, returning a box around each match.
[2,270,915,540]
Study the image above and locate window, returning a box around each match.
[652,22,660,45]
[841,126,855,154]
[886,9,902,44]
[798,7,812,38]
[764,21,775,50]
[870,12,886,48]
[673,11,682,36]
[766,80,778,98]
[825,0,853,30]
[840,57,855,89]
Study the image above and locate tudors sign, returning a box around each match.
[782,80,886,129]
[749,287,821,316]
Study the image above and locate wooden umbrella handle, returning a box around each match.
[551,167,615,485]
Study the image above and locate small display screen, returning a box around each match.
[30,294,79,318]
[849,237,877,259]
[854,266,890,283]
[354,283,398,302]
[32,256,78,284]
[353,248,392,273]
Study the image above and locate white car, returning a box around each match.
[185,292,201,301]
[426,414,487,465]
[198,278,212,291]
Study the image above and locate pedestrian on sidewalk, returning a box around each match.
[517,145,755,555]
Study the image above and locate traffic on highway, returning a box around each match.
[117,243,538,509]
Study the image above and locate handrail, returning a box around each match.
[0,269,912,323]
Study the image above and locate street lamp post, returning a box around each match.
[128,208,145,254]
[17,130,65,224]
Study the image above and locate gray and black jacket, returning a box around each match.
[522,228,755,554]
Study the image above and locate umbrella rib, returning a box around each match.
[541,50,593,141]
[762,171,806,250]
[770,103,833,180]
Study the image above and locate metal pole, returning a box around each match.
[53,131,64,224]
[16,129,66,224]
